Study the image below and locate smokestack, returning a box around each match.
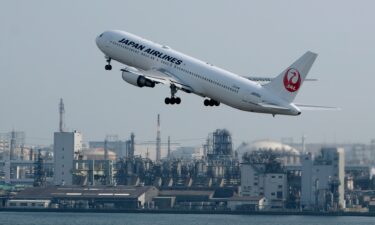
[302,135,306,154]
[130,133,135,158]
[104,138,108,161]
[59,98,65,132]
[156,114,161,161]
[103,137,110,185]
[10,130,16,160]
[167,136,171,159]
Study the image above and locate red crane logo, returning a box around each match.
[283,68,301,92]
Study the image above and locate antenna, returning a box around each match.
[156,114,161,161]
[59,98,65,132]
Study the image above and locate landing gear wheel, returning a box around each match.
[165,85,182,106]
[105,57,112,70]
[204,99,220,107]
[105,64,112,70]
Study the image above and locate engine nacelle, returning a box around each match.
[122,71,155,88]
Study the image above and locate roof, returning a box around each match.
[228,196,265,201]
[14,185,157,200]
[237,140,300,156]
[159,190,214,197]
[159,190,214,196]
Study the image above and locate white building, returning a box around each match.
[227,196,267,211]
[240,163,287,207]
[7,199,51,208]
[301,147,345,210]
[53,131,82,185]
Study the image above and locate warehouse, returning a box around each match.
[9,185,158,209]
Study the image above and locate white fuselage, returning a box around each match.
[96,30,300,116]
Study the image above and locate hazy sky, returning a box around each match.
[1,0,374,148]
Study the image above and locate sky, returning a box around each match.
[0,0,374,148]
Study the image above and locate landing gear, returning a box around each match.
[165,84,181,105]
[105,64,112,70]
[105,57,112,70]
[204,99,220,107]
[165,97,181,105]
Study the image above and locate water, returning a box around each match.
[0,212,374,225]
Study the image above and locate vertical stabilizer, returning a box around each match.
[264,51,317,103]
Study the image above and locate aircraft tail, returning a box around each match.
[264,51,318,103]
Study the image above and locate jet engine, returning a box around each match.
[122,71,155,88]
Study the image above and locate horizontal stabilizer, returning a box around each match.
[247,77,318,82]
[258,102,290,110]
[295,104,340,111]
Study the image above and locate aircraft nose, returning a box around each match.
[95,35,101,48]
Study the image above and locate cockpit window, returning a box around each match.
[99,33,104,37]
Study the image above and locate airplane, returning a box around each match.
[96,30,334,116]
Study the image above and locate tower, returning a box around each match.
[130,132,135,158]
[156,114,161,161]
[9,130,16,160]
[54,99,82,185]
[104,138,108,161]
[301,134,307,154]
[167,136,171,159]
[33,149,46,187]
[103,137,110,185]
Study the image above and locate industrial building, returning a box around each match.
[158,189,214,210]
[226,196,267,211]
[53,131,82,185]
[237,140,301,166]
[70,128,241,189]
[8,185,158,209]
[2,99,375,213]
[301,147,345,210]
[88,133,134,159]
[53,98,83,186]
[0,131,54,185]
[240,149,288,208]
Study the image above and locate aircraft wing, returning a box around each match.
[121,67,194,93]
[294,103,340,110]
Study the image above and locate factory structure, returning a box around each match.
[1,99,375,212]
[300,148,345,210]
[0,131,54,185]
